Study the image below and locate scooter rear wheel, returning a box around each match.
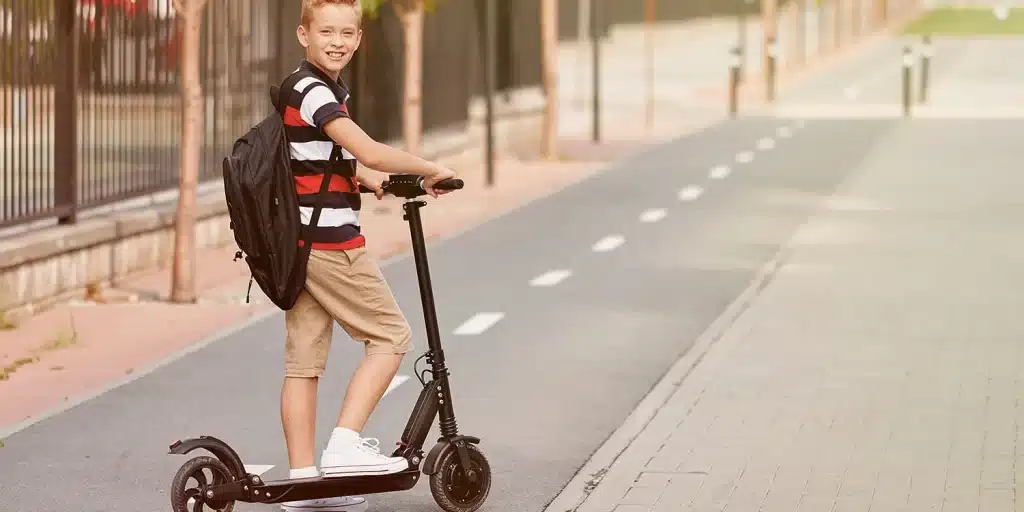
[170,455,236,512]
[429,444,492,512]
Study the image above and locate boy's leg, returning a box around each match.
[282,288,334,470]
[281,270,369,512]
[303,247,414,476]
[336,352,404,432]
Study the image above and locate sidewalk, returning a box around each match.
[543,119,1024,510]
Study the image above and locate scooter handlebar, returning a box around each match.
[357,174,464,198]
[431,178,465,191]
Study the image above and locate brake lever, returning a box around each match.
[358,182,390,195]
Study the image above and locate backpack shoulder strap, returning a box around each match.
[274,71,338,255]
[273,72,304,117]
[301,163,335,255]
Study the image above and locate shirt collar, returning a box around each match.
[299,59,350,97]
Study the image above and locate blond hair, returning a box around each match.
[301,0,363,27]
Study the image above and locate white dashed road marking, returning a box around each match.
[777,126,792,138]
[736,151,754,163]
[592,235,625,253]
[454,313,505,336]
[639,208,667,223]
[757,137,775,150]
[384,375,410,397]
[678,185,704,202]
[709,165,730,179]
[530,269,572,287]
[244,465,275,476]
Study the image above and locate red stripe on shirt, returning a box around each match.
[299,234,365,251]
[283,106,308,127]
[294,174,357,194]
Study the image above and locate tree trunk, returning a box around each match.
[874,0,887,27]
[793,0,806,66]
[834,0,843,49]
[394,1,424,156]
[171,0,208,304]
[762,0,777,84]
[540,0,558,158]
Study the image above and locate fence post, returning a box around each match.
[54,0,79,225]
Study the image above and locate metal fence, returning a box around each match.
[0,0,276,229]
[0,0,552,231]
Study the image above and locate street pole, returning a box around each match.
[477,0,497,186]
[902,44,913,118]
[645,0,655,131]
[766,37,777,102]
[737,0,747,83]
[762,0,778,103]
[591,0,601,142]
[729,46,741,117]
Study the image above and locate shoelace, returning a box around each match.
[356,437,382,454]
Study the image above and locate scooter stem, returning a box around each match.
[403,199,459,437]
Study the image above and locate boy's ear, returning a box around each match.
[296,25,309,48]
[352,28,363,50]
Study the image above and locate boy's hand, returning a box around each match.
[356,174,385,200]
[423,167,458,198]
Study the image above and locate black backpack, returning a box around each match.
[221,74,334,310]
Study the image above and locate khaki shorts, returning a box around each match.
[284,246,413,378]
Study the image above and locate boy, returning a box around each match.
[277,1,457,510]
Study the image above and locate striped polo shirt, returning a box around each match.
[281,60,364,251]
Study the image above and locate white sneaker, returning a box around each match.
[321,433,409,477]
[281,496,367,512]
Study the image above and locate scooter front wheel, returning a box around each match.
[429,444,492,512]
[170,455,236,512]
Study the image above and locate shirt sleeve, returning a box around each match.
[299,83,350,132]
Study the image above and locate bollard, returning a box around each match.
[765,38,777,103]
[902,45,913,118]
[729,46,741,117]
[919,34,931,104]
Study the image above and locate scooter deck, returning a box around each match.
[217,468,422,504]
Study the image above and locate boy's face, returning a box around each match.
[297,4,362,79]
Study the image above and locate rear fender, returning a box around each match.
[168,436,247,480]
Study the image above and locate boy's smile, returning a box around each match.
[297,2,362,80]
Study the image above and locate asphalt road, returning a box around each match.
[0,113,900,512]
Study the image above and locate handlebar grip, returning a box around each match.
[433,178,464,191]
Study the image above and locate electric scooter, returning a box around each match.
[167,174,491,512]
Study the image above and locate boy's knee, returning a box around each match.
[365,322,413,356]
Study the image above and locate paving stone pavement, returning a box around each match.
[558,117,1024,512]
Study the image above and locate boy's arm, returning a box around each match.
[323,116,451,179]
